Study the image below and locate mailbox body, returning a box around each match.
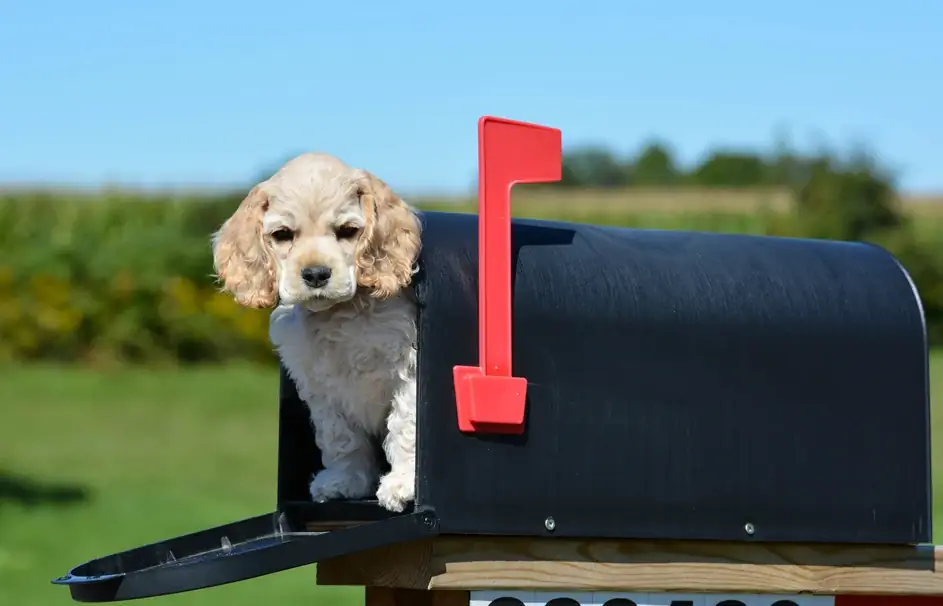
[282,210,931,544]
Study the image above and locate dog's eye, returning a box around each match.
[335,224,360,239]
[271,228,294,242]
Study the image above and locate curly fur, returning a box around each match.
[356,173,422,299]
[211,186,279,308]
[212,152,422,512]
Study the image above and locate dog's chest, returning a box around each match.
[270,303,415,434]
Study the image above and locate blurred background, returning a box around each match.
[1,1,940,604]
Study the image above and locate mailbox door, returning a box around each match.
[52,509,438,602]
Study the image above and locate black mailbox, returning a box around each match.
[53,117,931,603]
[412,210,930,542]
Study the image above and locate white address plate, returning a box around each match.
[470,590,834,606]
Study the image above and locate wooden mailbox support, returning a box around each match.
[325,536,943,605]
[53,117,938,606]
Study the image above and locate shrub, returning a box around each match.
[792,153,902,242]
[2,174,943,364]
[0,191,274,365]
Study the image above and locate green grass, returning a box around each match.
[0,364,361,606]
[4,354,943,605]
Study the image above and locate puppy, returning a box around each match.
[211,153,421,512]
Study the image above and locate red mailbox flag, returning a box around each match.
[452,116,563,434]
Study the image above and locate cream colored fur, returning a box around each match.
[211,153,421,512]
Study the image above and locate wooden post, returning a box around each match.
[365,588,469,606]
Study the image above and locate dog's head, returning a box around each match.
[211,153,421,311]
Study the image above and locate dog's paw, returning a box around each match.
[376,470,415,512]
[309,468,376,503]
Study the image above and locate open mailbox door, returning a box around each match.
[51,507,439,602]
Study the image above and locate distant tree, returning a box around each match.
[561,147,629,188]
[793,150,902,242]
[631,140,680,186]
[765,125,804,187]
[689,150,771,187]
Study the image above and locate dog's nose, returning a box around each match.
[301,266,332,288]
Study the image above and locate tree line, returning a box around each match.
[556,139,892,191]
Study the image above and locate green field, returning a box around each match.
[3,354,943,606]
[0,365,357,606]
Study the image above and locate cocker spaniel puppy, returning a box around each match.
[211,153,421,512]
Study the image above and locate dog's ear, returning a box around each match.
[212,185,279,308]
[355,171,421,299]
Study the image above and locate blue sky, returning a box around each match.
[1,0,939,194]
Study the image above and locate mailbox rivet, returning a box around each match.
[744,522,755,535]
[544,516,556,532]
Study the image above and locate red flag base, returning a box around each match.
[453,366,527,434]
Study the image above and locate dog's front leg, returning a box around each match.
[307,402,378,503]
[376,377,417,512]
